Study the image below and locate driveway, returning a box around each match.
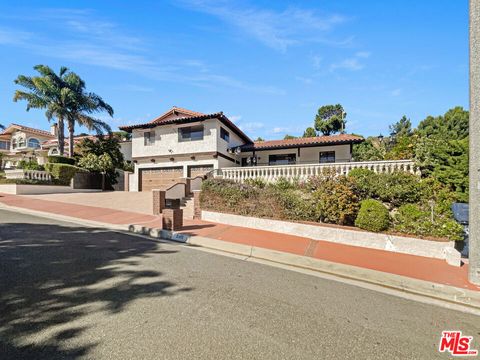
[1,209,479,359]
[23,191,153,215]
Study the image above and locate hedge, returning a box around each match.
[45,163,85,185]
[47,155,76,165]
[355,199,390,232]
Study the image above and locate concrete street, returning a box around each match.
[0,209,479,359]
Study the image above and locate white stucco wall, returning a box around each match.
[240,144,351,166]
[120,141,132,161]
[131,119,219,158]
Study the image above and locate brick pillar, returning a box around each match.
[162,209,183,230]
[152,189,166,215]
[192,190,202,219]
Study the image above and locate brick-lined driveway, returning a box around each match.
[24,191,153,215]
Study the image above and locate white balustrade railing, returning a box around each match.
[221,160,419,183]
[5,169,52,181]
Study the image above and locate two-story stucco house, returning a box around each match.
[0,124,57,168]
[120,106,364,191]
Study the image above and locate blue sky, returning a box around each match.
[0,0,468,139]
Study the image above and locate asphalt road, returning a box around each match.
[0,209,479,359]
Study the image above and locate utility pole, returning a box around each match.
[469,0,480,284]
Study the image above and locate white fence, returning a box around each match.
[222,160,419,183]
[5,169,52,181]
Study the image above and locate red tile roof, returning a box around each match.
[0,123,56,138]
[239,134,364,151]
[41,135,98,147]
[149,106,205,124]
[120,111,252,143]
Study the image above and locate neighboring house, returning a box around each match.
[0,124,56,168]
[120,106,364,191]
[0,123,133,169]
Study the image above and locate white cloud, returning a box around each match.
[2,8,284,95]
[273,127,288,133]
[295,76,313,84]
[229,115,242,122]
[312,55,323,69]
[355,51,370,58]
[238,122,265,132]
[178,1,349,52]
[330,58,364,71]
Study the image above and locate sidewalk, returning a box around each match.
[1,192,479,303]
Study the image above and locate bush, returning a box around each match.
[310,174,359,225]
[355,199,390,232]
[393,203,464,241]
[17,159,44,171]
[348,168,378,200]
[45,163,85,185]
[375,172,422,207]
[47,155,76,165]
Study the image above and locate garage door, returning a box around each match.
[188,165,214,178]
[140,167,183,191]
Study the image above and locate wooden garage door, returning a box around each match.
[188,165,214,178]
[140,167,183,191]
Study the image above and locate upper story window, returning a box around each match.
[179,125,204,142]
[28,138,40,149]
[220,127,230,142]
[0,140,9,150]
[11,139,17,149]
[319,151,335,163]
[144,131,155,146]
[269,153,296,166]
[17,137,26,148]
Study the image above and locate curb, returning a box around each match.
[1,203,479,312]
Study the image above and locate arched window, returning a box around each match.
[28,138,40,149]
[49,148,59,155]
[18,137,25,147]
[12,139,17,149]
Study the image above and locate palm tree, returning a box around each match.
[14,65,71,155]
[0,124,5,131]
[64,72,113,157]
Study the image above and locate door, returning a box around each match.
[139,167,183,191]
[187,165,214,178]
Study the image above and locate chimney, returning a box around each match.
[50,123,58,136]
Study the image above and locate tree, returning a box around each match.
[302,127,317,138]
[77,136,124,169]
[0,124,4,131]
[314,104,346,136]
[416,106,469,140]
[65,73,113,157]
[255,137,264,142]
[14,65,70,155]
[389,115,412,142]
[352,138,384,161]
[284,134,296,140]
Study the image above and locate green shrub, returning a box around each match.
[348,168,378,200]
[393,203,464,241]
[311,175,359,225]
[45,163,85,185]
[47,155,76,165]
[355,199,390,232]
[244,177,267,189]
[375,172,422,208]
[0,178,53,185]
[17,159,44,171]
[274,188,317,221]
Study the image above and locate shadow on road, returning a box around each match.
[0,221,191,359]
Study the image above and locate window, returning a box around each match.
[144,131,155,146]
[0,140,9,150]
[18,138,26,148]
[28,138,40,148]
[178,125,204,142]
[220,127,230,142]
[268,153,296,165]
[11,139,16,149]
[319,151,335,163]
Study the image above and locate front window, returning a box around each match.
[144,131,155,146]
[319,151,335,163]
[220,127,230,142]
[11,139,17,149]
[28,138,40,148]
[0,140,9,150]
[268,153,296,166]
[179,125,204,142]
[17,138,26,148]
